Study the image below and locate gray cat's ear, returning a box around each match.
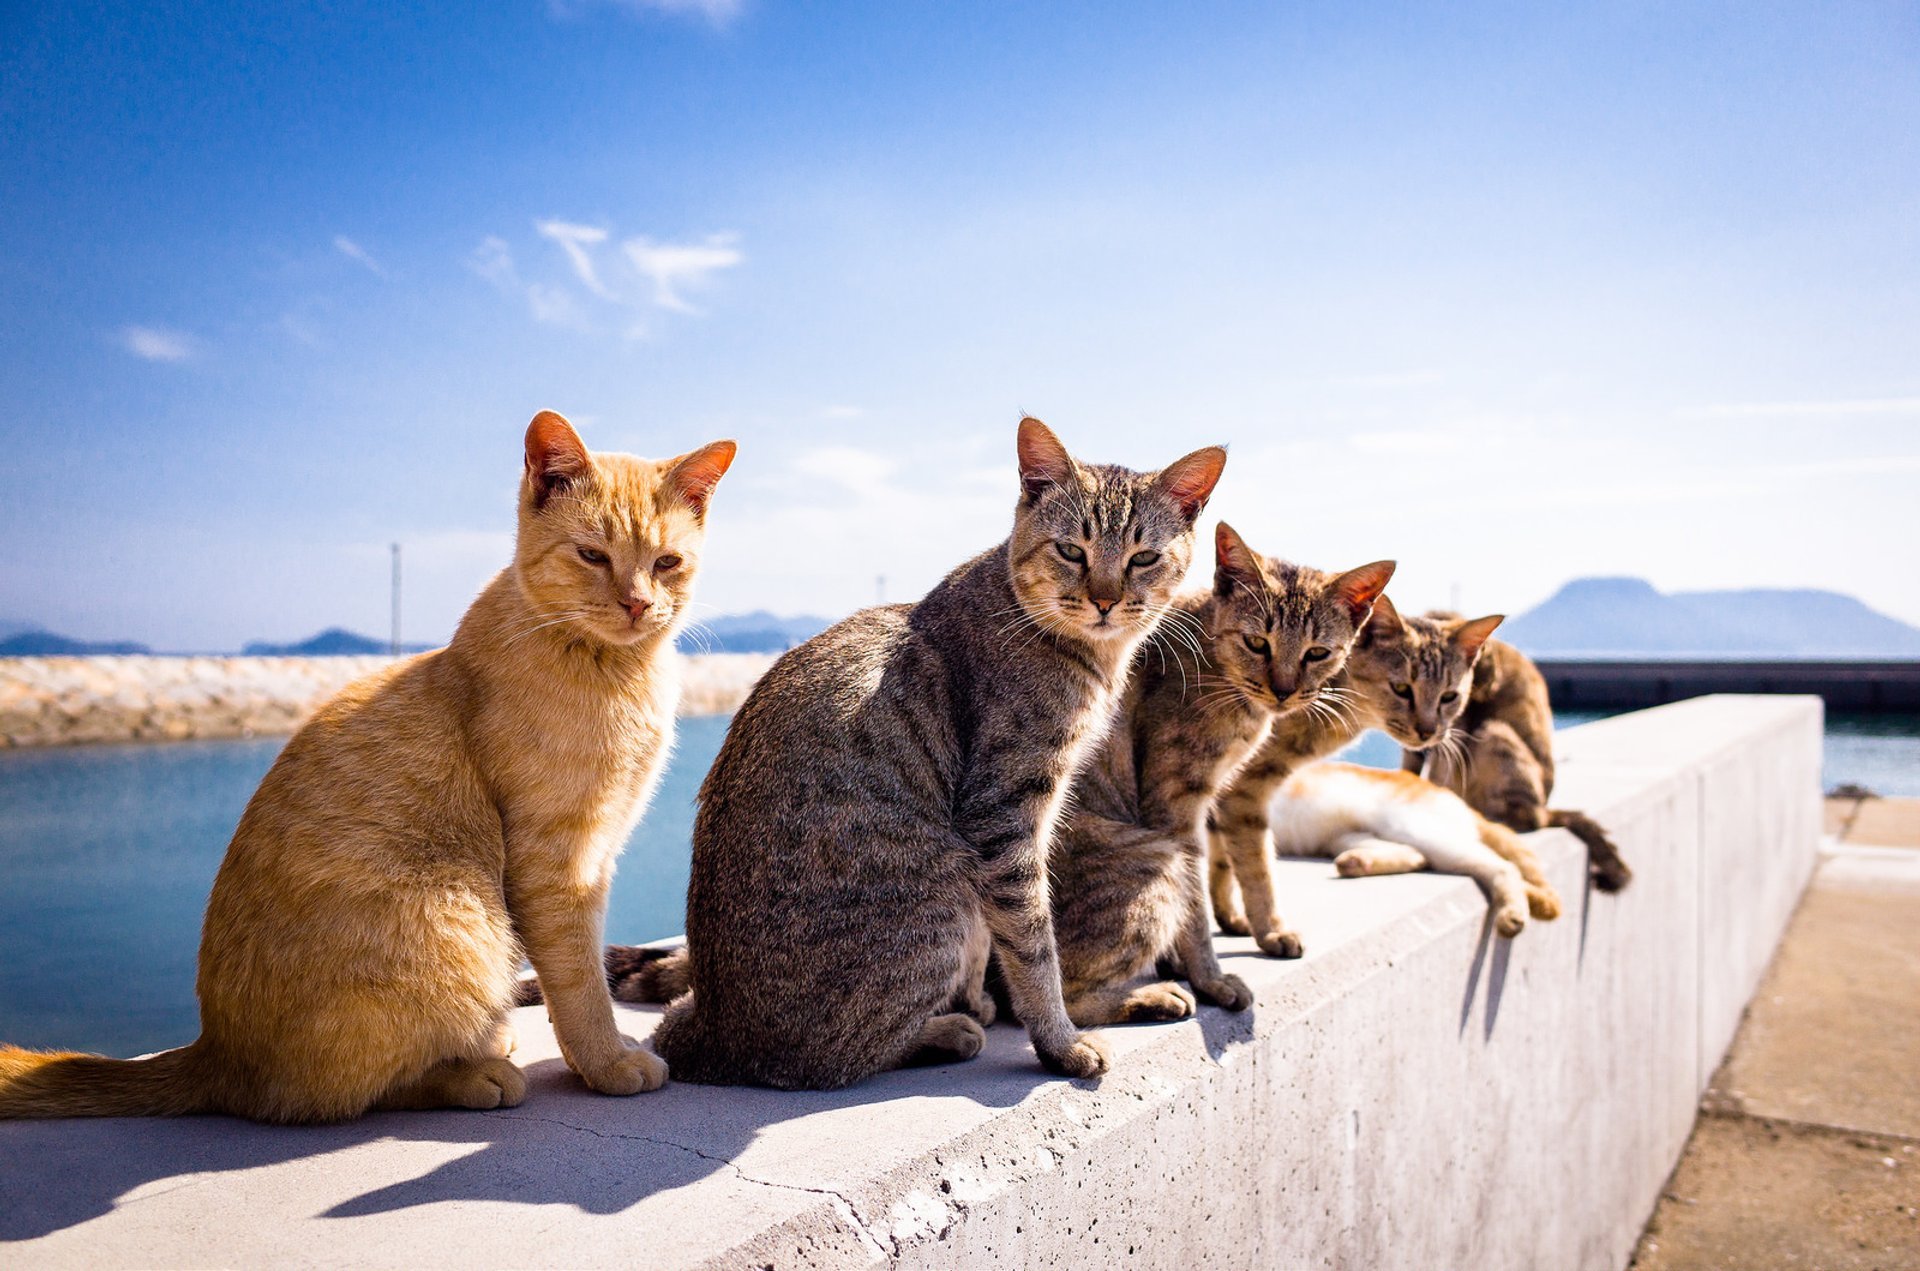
[1333,560,1396,624]
[1451,613,1504,660]
[525,410,592,509]
[1213,522,1264,597]
[667,440,738,517]
[1359,592,1405,647]
[1016,417,1076,501]
[1156,445,1229,522]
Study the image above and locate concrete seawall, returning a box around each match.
[0,652,777,746]
[0,695,1822,1268]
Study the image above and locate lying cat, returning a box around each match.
[1272,763,1558,937]
[648,418,1226,1088]
[0,412,732,1122]
[1043,527,1388,1026]
[1207,599,1518,952]
[1401,620,1632,892]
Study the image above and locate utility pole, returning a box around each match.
[390,543,402,655]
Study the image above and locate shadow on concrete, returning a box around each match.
[0,1021,1059,1240]
[1455,911,1514,1040]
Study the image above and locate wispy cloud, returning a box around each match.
[1674,396,1920,420]
[119,326,195,362]
[467,236,518,289]
[332,235,387,278]
[536,220,613,297]
[624,233,744,313]
[550,0,743,26]
[526,283,589,329]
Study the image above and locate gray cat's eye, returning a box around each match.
[1242,633,1270,655]
[1304,646,1331,662]
[1056,542,1087,564]
[1128,550,1161,568]
[577,546,610,566]
[1440,690,1458,703]
[1392,683,1413,699]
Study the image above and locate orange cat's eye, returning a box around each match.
[654,554,683,572]
[577,547,610,566]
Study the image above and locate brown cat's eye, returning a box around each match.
[654,554,683,572]
[1056,542,1087,564]
[1128,550,1161,568]
[1242,633,1270,655]
[1392,683,1413,700]
[577,546,610,566]
[1303,646,1331,662]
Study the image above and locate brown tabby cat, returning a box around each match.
[1044,527,1381,1026]
[0,412,733,1123]
[1208,600,1545,953]
[1401,623,1632,891]
[648,418,1227,1089]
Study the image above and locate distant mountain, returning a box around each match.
[243,628,431,656]
[678,610,833,654]
[0,629,153,656]
[1501,577,1920,658]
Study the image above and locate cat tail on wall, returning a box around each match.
[512,944,691,1007]
[1546,809,1634,892]
[0,1042,211,1119]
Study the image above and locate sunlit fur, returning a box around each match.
[1270,764,1560,938]
[1048,525,1308,1027]
[1402,621,1633,892]
[0,412,733,1123]
[649,418,1227,1089]
[1207,596,1551,953]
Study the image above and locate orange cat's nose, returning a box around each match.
[625,598,652,620]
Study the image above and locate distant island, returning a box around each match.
[1500,578,1920,658]
[242,628,434,657]
[676,610,831,654]
[0,629,152,656]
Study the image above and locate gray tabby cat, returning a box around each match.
[1045,524,1317,1026]
[1207,596,1503,953]
[648,418,1228,1088]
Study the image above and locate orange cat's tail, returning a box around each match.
[513,944,691,1008]
[0,1042,212,1119]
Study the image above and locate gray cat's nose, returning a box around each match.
[1090,598,1117,616]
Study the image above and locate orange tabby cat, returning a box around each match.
[0,411,733,1123]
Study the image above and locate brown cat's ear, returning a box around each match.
[1332,560,1396,623]
[1213,521,1265,597]
[666,440,738,517]
[525,410,592,510]
[1155,445,1229,522]
[1359,593,1405,647]
[1452,613,1504,661]
[1016,417,1076,501]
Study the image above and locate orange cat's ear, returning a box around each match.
[1016,417,1076,501]
[666,440,738,517]
[1155,445,1229,522]
[1213,522,1264,597]
[1333,560,1396,623]
[525,411,592,510]
[1359,593,1405,647]
[1452,613,1504,660]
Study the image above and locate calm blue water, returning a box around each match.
[0,716,730,1057]
[2,708,1914,1057]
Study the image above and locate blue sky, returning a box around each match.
[3,1,1917,650]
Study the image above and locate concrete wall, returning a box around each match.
[0,696,1822,1270]
[0,652,775,746]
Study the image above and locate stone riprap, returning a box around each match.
[0,695,1823,1269]
[0,652,775,747]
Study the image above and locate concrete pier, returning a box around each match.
[0,695,1823,1269]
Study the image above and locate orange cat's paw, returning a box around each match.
[1257,929,1303,959]
[448,1057,527,1110]
[582,1045,669,1096]
[1527,885,1561,921]
[1195,973,1254,1012]
[1040,1032,1110,1079]
[1495,907,1527,938]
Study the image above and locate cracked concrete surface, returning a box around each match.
[0,696,1824,1269]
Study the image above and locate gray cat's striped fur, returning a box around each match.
[1045,524,1338,1026]
[648,419,1227,1089]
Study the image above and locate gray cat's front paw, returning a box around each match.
[1039,1032,1110,1079]
[1194,973,1254,1011]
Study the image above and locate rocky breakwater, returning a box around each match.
[0,652,776,748]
